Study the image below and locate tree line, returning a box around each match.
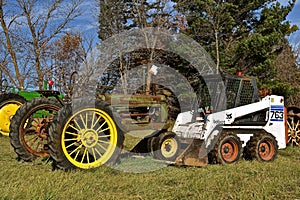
[0,0,299,105]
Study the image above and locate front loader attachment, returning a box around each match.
[174,139,208,167]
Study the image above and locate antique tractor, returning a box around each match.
[0,79,61,137]
[7,73,76,161]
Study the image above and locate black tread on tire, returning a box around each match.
[9,97,62,161]
[243,132,278,162]
[208,131,242,164]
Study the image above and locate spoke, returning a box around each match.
[287,121,292,130]
[64,138,78,142]
[37,141,44,151]
[81,148,87,163]
[86,148,90,164]
[86,112,89,129]
[74,149,81,161]
[95,122,108,133]
[32,116,41,123]
[23,128,35,135]
[97,127,110,133]
[68,124,80,132]
[91,112,96,128]
[97,143,108,151]
[33,142,39,151]
[92,147,97,161]
[65,131,79,137]
[98,139,111,145]
[80,114,87,129]
[69,144,83,156]
[73,118,83,131]
[98,134,110,138]
[95,148,103,158]
[296,120,300,130]
[91,114,102,129]
[65,141,79,149]
[27,135,39,147]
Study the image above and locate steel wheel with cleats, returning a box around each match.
[48,99,124,170]
[287,106,300,146]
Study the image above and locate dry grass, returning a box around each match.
[1,135,300,200]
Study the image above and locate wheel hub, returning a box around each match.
[36,122,47,139]
[223,146,229,154]
[161,138,177,157]
[81,130,98,148]
[163,141,171,152]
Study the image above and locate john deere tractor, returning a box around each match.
[8,73,75,162]
[0,79,46,136]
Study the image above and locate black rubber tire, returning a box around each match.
[209,131,242,164]
[152,132,181,161]
[9,98,62,162]
[48,98,124,170]
[243,132,278,162]
[0,93,26,105]
[147,136,157,156]
[0,93,26,136]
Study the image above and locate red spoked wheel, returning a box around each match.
[287,106,300,146]
[10,98,62,161]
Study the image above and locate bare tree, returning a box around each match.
[98,0,182,94]
[48,32,86,93]
[0,0,82,89]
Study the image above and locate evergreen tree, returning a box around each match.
[174,0,298,88]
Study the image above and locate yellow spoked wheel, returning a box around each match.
[49,100,124,170]
[62,108,118,169]
[0,94,26,136]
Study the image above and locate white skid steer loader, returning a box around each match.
[173,94,286,166]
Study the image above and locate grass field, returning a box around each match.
[1,135,300,200]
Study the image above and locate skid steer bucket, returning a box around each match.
[174,139,208,167]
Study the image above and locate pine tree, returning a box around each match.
[174,0,298,88]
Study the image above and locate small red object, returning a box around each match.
[48,80,54,86]
[237,71,242,76]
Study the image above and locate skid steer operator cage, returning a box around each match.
[198,75,259,112]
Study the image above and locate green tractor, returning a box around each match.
[7,73,75,162]
[0,79,56,136]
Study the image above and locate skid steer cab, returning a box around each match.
[172,95,286,166]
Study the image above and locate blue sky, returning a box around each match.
[285,0,300,45]
[74,0,300,46]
